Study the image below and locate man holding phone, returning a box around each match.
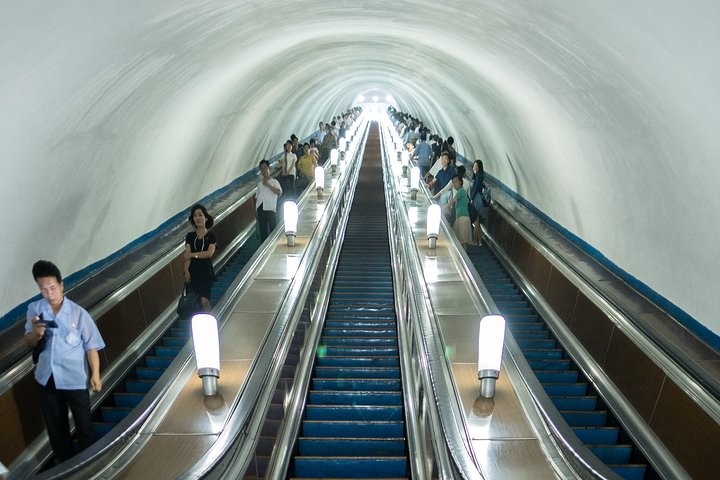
[24,260,105,462]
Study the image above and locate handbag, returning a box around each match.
[177,282,199,318]
[481,184,492,207]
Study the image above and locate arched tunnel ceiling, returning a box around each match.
[2,1,720,336]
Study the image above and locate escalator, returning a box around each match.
[93,235,262,437]
[467,243,656,480]
[289,125,409,479]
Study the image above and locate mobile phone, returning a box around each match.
[35,314,58,328]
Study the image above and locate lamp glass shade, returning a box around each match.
[330,148,339,166]
[410,166,420,190]
[192,314,220,371]
[427,204,442,237]
[314,166,325,189]
[338,138,347,151]
[400,150,410,166]
[478,315,506,372]
[283,201,298,234]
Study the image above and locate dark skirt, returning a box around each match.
[189,258,215,299]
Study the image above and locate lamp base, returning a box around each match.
[286,234,296,247]
[411,189,418,200]
[478,369,500,398]
[198,367,220,396]
[428,236,437,249]
[316,188,323,199]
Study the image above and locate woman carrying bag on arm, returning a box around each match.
[183,204,217,312]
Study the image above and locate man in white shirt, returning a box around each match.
[255,159,282,242]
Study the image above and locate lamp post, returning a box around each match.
[315,166,325,199]
[283,201,298,247]
[410,166,420,200]
[427,204,441,249]
[400,150,410,177]
[191,313,220,396]
[477,315,506,398]
[330,148,339,173]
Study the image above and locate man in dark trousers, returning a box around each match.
[24,260,105,462]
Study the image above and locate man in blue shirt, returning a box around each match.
[412,133,433,176]
[24,260,105,462]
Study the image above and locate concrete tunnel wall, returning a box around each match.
[1,0,719,340]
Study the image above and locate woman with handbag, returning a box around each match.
[183,204,217,312]
[470,159,487,245]
[445,174,472,251]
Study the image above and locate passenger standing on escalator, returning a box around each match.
[256,159,282,242]
[183,204,217,312]
[24,260,105,463]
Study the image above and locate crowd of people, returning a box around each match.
[389,107,490,250]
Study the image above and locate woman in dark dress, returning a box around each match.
[183,204,217,312]
[470,160,487,245]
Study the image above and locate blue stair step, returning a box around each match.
[589,444,633,464]
[298,437,406,456]
[323,328,397,337]
[320,337,397,347]
[305,405,403,421]
[93,423,114,438]
[523,349,564,359]
[309,390,402,406]
[162,337,187,348]
[527,358,572,371]
[136,367,164,380]
[312,378,401,391]
[294,456,408,478]
[101,406,132,423]
[550,395,598,410]
[509,322,547,332]
[155,345,181,357]
[610,464,647,480]
[573,426,619,444]
[113,392,145,408]
[560,410,608,427]
[512,330,551,341]
[314,366,400,379]
[516,339,557,350]
[536,370,578,383]
[317,356,399,368]
[125,379,155,393]
[321,346,398,356]
[145,356,173,368]
[543,383,588,396]
[302,421,405,438]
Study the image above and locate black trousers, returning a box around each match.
[41,375,95,462]
[257,205,277,242]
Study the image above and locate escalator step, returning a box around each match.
[316,356,399,368]
[560,410,608,427]
[293,456,408,478]
[114,392,145,408]
[589,444,633,464]
[550,395,598,410]
[298,437,406,456]
[308,390,402,406]
[312,378,401,391]
[305,405,403,421]
[537,371,578,383]
[101,406,132,423]
[125,379,155,393]
[135,367,164,380]
[302,421,404,438]
[573,427,620,444]
[314,366,400,379]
